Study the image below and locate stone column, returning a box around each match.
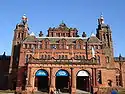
[27,67,31,86]
[69,76,71,92]
[49,68,55,93]
[92,68,96,87]
[89,77,91,92]
[71,68,76,94]
[16,67,23,92]
[26,67,32,91]
[95,68,97,86]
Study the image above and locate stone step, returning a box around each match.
[76,89,90,94]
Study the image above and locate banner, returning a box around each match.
[56,70,69,76]
[36,70,48,76]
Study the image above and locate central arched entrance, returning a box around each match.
[35,69,49,92]
[76,70,90,92]
[56,69,70,93]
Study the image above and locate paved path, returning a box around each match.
[34,89,90,94]
[76,89,90,94]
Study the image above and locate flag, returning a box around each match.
[92,46,95,58]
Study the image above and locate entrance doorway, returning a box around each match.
[56,69,70,93]
[76,70,90,92]
[35,69,49,92]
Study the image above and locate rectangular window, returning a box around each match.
[48,55,51,59]
[29,44,31,49]
[97,70,102,84]
[25,44,27,49]
[65,55,68,59]
[116,76,119,86]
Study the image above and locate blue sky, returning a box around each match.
[0,0,125,56]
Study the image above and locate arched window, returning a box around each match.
[82,55,85,59]
[62,55,64,59]
[29,44,31,49]
[65,55,68,59]
[45,55,47,59]
[77,44,81,49]
[41,55,44,59]
[18,33,20,39]
[116,75,120,86]
[25,44,27,49]
[97,70,102,84]
[59,55,61,59]
[110,34,112,41]
[79,55,81,59]
[26,54,28,63]
[97,55,100,64]
[39,43,42,49]
[45,42,47,49]
[75,55,78,59]
[106,56,110,63]
[48,55,50,59]
[107,79,112,87]
[61,44,65,49]
[107,34,110,47]
[103,34,105,40]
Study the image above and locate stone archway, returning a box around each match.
[35,69,49,92]
[76,70,90,92]
[55,69,70,93]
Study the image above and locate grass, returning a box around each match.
[0,90,15,93]
[118,89,125,94]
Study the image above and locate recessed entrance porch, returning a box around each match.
[35,69,49,93]
[55,69,70,93]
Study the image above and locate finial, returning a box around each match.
[119,53,122,57]
[30,32,35,36]
[91,33,96,37]
[91,31,96,37]
[100,12,103,17]
[98,12,104,24]
[119,53,122,61]
[22,14,28,24]
[3,52,6,56]
[62,20,64,24]
[59,20,66,27]
[100,12,104,20]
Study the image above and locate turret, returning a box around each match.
[13,14,29,45]
[8,15,29,89]
[96,14,113,63]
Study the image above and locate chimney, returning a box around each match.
[39,31,43,37]
[82,32,86,37]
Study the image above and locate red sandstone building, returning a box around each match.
[8,15,125,94]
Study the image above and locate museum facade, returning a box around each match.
[8,15,125,94]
